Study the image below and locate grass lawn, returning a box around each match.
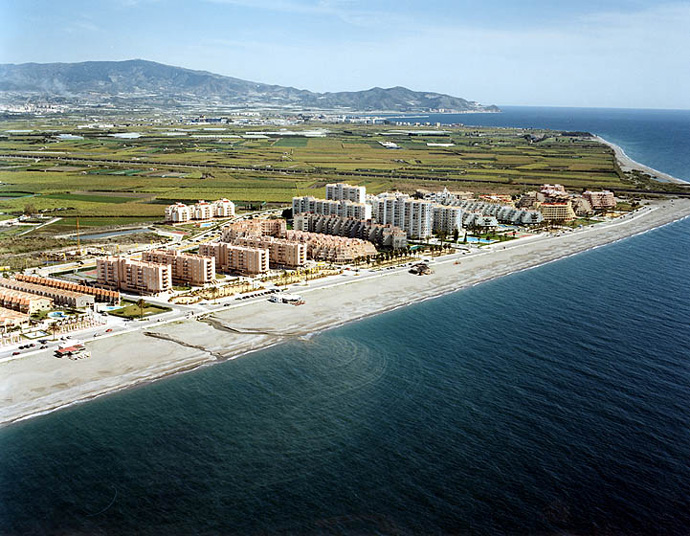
[108,300,171,319]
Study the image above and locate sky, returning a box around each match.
[1,0,689,109]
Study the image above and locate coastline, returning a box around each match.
[2,198,690,427]
[594,134,690,184]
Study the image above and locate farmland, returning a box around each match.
[0,118,682,239]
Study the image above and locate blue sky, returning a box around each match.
[1,0,689,109]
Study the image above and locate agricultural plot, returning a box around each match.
[0,119,672,241]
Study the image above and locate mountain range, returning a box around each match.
[0,59,499,113]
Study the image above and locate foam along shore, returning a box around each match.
[594,135,689,185]
[2,199,690,427]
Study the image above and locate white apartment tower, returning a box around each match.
[326,183,366,204]
[193,200,213,220]
[368,193,433,239]
[165,203,192,223]
[212,198,236,218]
[292,196,371,221]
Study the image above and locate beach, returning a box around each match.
[2,197,690,427]
[595,135,689,184]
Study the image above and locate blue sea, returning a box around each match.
[2,107,690,535]
[388,106,690,183]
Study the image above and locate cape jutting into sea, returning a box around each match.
[1,107,689,535]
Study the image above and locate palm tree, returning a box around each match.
[137,298,146,320]
[49,322,59,341]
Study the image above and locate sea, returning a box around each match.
[1,107,690,535]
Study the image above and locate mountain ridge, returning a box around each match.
[0,59,499,113]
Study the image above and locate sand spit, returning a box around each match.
[595,135,689,185]
[2,199,690,426]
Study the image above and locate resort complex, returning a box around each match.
[0,179,625,347]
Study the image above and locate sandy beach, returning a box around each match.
[2,197,690,426]
[595,135,689,185]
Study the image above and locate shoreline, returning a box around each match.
[594,134,689,185]
[2,199,690,427]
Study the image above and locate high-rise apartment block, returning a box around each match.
[292,196,372,221]
[97,257,173,294]
[368,192,434,239]
[142,249,216,286]
[198,242,269,275]
[326,183,366,204]
[232,236,307,268]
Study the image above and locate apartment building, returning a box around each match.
[143,249,216,286]
[583,190,616,210]
[368,192,434,239]
[15,274,120,304]
[293,214,408,249]
[292,196,372,221]
[432,205,465,235]
[326,183,366,203]
[165,202,192,223]
[232,236,307,268]
[165,198,236,223]
[0,278,94,308]
[221,219,287,241]
[284,230,378,264]
[193,200,214,220]
[199,242,269,275]
[97,257,173,294]
[212,198,236,218]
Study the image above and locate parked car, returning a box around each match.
[12,351,20,356]
[105,328,113,333]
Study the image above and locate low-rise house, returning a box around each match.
[16,274,120,304]
[0,278,94,308]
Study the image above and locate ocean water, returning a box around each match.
[387,106,690,183]
[2,109,690,535]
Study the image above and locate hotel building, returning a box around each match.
[142,249,216,286]
[537,202,577,222]
[212,198,236,218]
[97,257,173,294]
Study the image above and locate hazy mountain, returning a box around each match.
[0,59,499,113]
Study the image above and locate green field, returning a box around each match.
[0,119,683,239]
[108,300,171,319]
